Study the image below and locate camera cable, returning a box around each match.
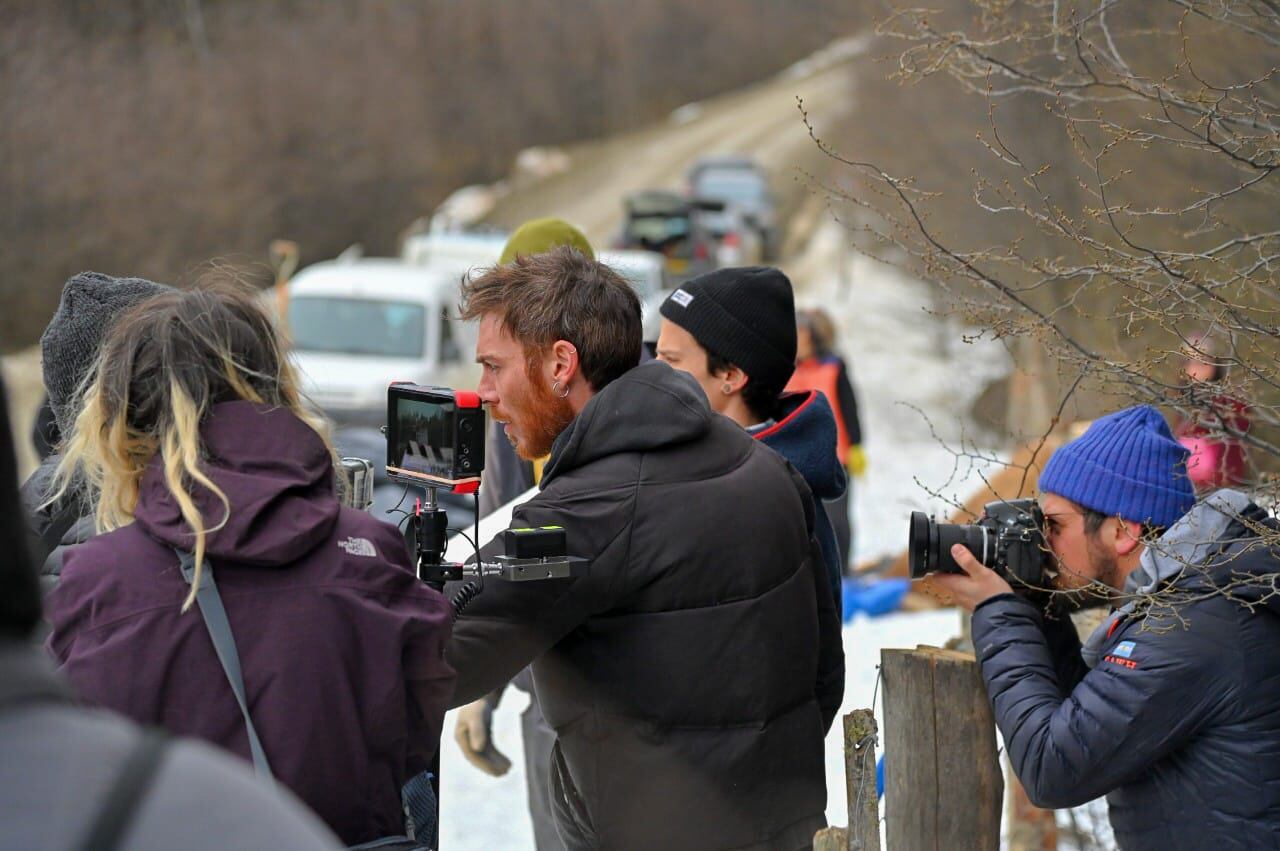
[447,492,485,623]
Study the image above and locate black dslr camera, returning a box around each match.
[908,498,1050,587]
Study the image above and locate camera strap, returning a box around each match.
[175,548,275,781]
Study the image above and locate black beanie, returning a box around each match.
[659,266,797,396]
[40,271,172,436]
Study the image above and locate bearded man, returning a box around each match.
[447,247,844,851]
[936,405,1280,850]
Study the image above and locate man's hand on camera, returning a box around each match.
[932,544,1014,613]
[454,698,512,777]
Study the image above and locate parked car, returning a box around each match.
[599,249,668,342]
[687,156,780,260]
[284,257,479,426]
[616,190,720,286]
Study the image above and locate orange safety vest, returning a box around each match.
[786,356,852,462]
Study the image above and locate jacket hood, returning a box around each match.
[754,390,846,501]
[1083,489,1277,665]
[134,401,340,565]
[542,361,712,484]
[1168,491,1280,611]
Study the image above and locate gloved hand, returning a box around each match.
[846,444,868,478]
[454,697,512,777]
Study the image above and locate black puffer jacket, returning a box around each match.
[448,361,844,851]
[972,501,1280,851]
[19,455,94,594]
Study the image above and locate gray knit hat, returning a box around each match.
[41,271,172,435]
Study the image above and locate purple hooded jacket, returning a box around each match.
[45,401,455,845]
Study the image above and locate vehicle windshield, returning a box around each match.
[625,215,690,244]
[289,296,426,358]
[695,170,766,204]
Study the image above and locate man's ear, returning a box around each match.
[1113,518,1144,556]
[549,339,580,385]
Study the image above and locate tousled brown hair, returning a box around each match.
[459,246,642,391]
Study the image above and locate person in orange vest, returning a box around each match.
[786,307,864,576]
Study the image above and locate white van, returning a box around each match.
[285,258,479,424]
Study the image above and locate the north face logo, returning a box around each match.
[339,537,377,558]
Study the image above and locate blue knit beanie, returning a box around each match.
[1039,405,1195,528]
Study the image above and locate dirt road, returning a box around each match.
[485,37,862,250]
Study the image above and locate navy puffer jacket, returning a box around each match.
[972,502,1280,851]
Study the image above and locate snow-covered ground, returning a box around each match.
[437,219,1016,848]
[786,219,1013,564]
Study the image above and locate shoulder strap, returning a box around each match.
[175,549,274,780]
[76,729,168,851]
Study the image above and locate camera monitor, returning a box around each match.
[386,383,485,491]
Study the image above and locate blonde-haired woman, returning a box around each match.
[45,285,455,846]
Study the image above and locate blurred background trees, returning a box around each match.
[0,0,864,350]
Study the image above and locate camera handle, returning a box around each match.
[408,485,588,588]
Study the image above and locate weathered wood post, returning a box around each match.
[813,708,882,851]
[844,709,881,851]
[881,646,1003,851]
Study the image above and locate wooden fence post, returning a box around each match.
[881,646,1003,851]
[845,709,881,851]
[812,708,882,851]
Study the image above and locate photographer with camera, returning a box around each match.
[450,247,844,850]
[43,285,456,847]
[930,405,1280,850]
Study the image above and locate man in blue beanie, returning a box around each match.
[935,404,1280,850]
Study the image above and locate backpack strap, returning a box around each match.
[76,729,168,851]
[175,548,274,780]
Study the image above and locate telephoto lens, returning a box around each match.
[907,511,992,578]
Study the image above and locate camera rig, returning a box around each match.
[406,485,586,587]
[382,381,587,592]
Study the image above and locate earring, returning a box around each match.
[721,383,733,394]
[552,380,571,399]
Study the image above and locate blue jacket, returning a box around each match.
[972,500,1280,850]
[755,390,847,605]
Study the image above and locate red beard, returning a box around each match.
[494,363,575,461]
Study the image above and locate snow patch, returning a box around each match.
[778,34,873,81]
[513,146,572,182]
[668,102,704,126]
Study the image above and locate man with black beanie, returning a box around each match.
[656,267,847,604]
[0,375,342,850]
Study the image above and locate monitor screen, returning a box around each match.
[389,394,455,479]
